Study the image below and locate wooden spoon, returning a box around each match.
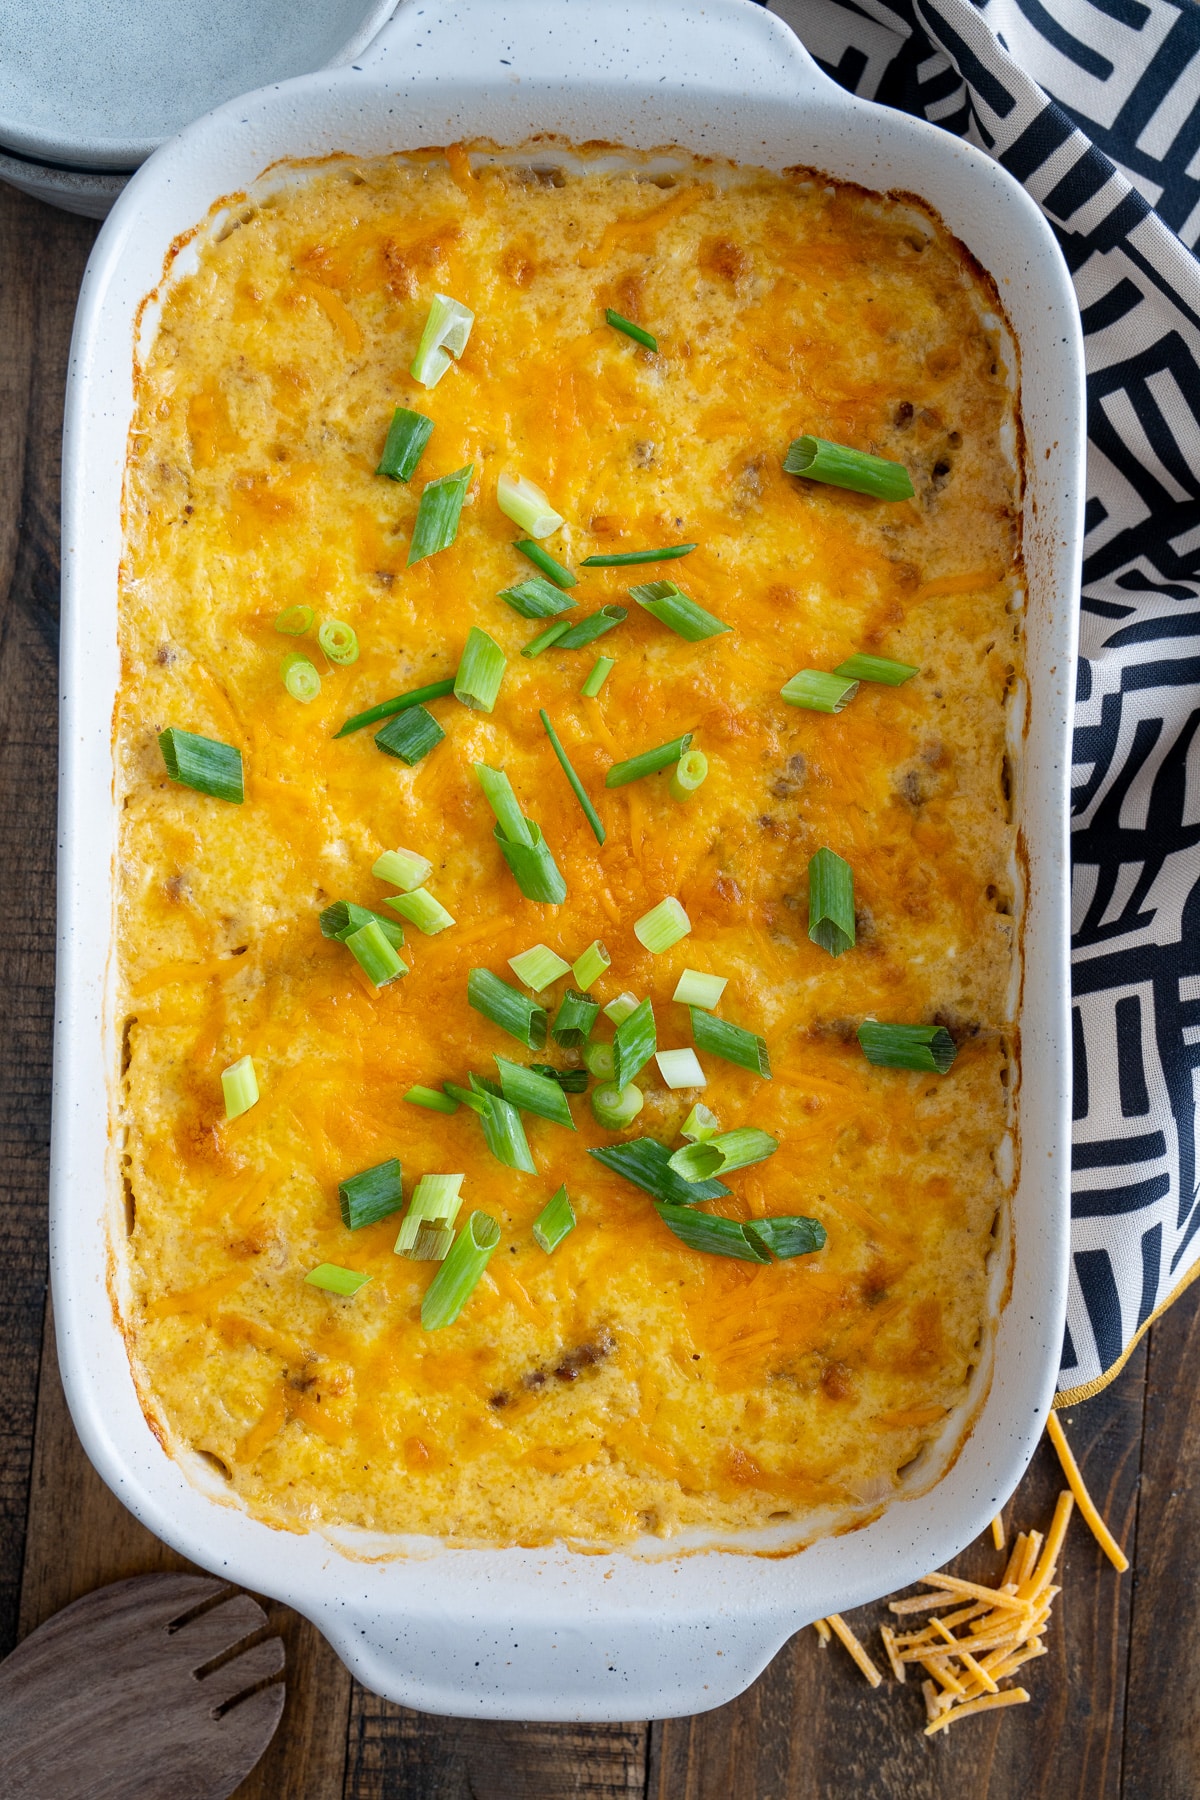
[0,1573,285,1800]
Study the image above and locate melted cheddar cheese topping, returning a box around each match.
[116,147,1021,1548]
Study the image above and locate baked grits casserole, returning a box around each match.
[114,145,1022,1547]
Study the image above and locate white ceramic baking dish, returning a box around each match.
[52,0,1083,1721]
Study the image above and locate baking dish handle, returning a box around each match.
[354,0,829,101]
[311,1597,799,1721]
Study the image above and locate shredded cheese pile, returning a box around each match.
[814,1412,1128,1735]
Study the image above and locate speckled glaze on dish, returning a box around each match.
[53,0,1083,1720]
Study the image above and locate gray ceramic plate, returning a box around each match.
[0,0,397,212]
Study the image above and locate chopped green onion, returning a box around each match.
[540,709,605,844]
[833,652,919,685]
[554,606,627,649]
[334,677,456,739]
[655,1205,770,1263]
[319,901,403,949]
[515,539,576,588]
[306,1262,372,1296]
[318,620,359,665]
[603,992,640,1025]
[345,917,407,987]
[690,1008,771,1078]
[497,471,564,540]
[613,996,656,1088]
[591,1081,645,1129]
[454,626,506,713]
[468,967,548,1049]
[672,968,726,1010]
[783,435,914,501]
[522,619,572,657]
[443,1081,487,1114]
[220,1055,258,1120]
[581,656,615,698]
[669,749,708,802]
[281,652,322,703]
[629,579,730,642]
[405,1084,459,1114]
[411,1223,456,1261]
[408,463,473,565]
[605,733,692,788]
[158,728,244,804]
[275,604,313,635]
[552,988,599,1047]
[378,915,407,952]
[857,1021,957,1073]
[411,293,475,388]
[474,763,532,846]
[493,821,568,905]
[395,1173,465,1255]
[584,546,697,568]
[604,307,657,351]
[374,705,445,765]
[478,770,568,900]
[498,577,576,620]
[588,1137,730,1205]
[583,1042,616,1080]
[377,406,434,481]
[655,1048,705,1089]
[748,1215,826,1258]
[508,944,571,991]
[681,1102,721,1142]
[533,1185,576,1253]
[669,1127,778,1181]
[495,1055,575,1128]
[572,940,610,990]
[339,1158,404,1229]
[476,770,568,904]
[476,1088,537,1172]
[780,670,859,713]
[808,847,855,958]
[634,897,691,954]
[421,1210,500,1329]
[373,847,432,891]
[530,1063,589,1094]
[385,886,455,936]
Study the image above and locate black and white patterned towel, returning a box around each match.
[766,0,1200,1401]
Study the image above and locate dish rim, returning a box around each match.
[51,0,1084,1719]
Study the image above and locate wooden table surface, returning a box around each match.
[2,178,1197,1800]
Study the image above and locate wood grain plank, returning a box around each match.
[19,1303,352,1800]
[648,1353,1143,1800]
[0,181,97,1657]
[344,1697,647,1799]
[1123,1297,1200,1800]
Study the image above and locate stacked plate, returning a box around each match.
[0,0,398,216]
